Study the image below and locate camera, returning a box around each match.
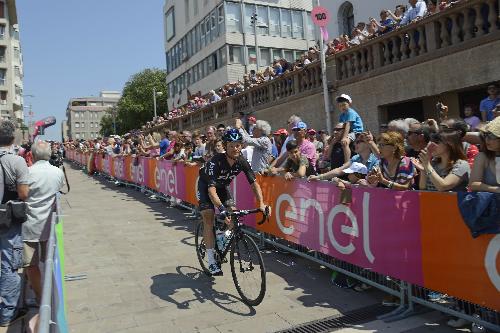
[49,151,64,168]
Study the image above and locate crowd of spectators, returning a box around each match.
[142,0,464,130]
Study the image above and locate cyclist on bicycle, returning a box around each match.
[198,128,269,276]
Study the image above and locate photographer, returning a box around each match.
[49,143,64,168]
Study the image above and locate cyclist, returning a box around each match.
[198,128,269,276]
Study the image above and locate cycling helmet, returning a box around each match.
[222,128,243,142]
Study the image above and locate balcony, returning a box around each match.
[152,0,500,133]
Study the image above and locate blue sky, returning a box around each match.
[17,1,166,140]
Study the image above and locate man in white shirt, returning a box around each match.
[23,140,64,303]
[400,0,427,25]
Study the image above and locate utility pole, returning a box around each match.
[315,0,332,134]
[251,12,261,70]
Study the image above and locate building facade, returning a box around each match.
[322,0,401,40]
[64,91,120,141]
[0,0,24,128]
[164,0,317,108]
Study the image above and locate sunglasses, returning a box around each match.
[378,142,393,147]
[482,132,499,140]
[440,125,455,132]
[292,128,304,132]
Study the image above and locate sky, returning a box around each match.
[17,0,166,140]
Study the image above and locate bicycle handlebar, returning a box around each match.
[222,206,270,225]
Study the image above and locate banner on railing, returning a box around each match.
[67,151,500,312]
[53,218,69,333]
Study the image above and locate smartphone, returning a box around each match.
[427,142,438,156]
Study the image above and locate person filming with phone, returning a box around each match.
[416,132,470,192]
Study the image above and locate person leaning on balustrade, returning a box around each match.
[469,117,500,193]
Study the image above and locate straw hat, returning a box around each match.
[481,116,500,137]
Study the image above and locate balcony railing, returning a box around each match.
[335,0,499,83]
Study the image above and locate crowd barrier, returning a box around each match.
[37,194,68,333]
[66,150,500,331]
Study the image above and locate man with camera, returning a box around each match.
[23,141,64,306]
[0,120,29,326]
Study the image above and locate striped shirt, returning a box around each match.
[381,156,416,187]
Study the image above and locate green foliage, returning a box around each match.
[99,110,115,137]
[114,68,168,134]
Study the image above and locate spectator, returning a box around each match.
[335,162,370,188]
[322,123,352,171]
[371,9,396,34]
[336,94,364,166]
[171,142,186,163]
[309,133,380,182]
[271,115,302,167]
[417,132,470,191]
[308,129,324,153]
[469,117,500,192]
[290,121,317,172]
[399,0,427,26]
[387,119,409,137]
[159,131,170,156]
[209,90,221,104]
[248,116,257,136]
[368,132,416,190]
[216,124,226,138]
[406,121,432,158]
[463,104,481,130]
[480,84,500,122]
[214,139,225,154]
[192,133,206,161]
[236,119,272,173]
[23,141,65,307]
[440,118,479,169]
[204,126,217,161]
[272,128,288,157]
[269,140,314,180]
[0,120,29,326]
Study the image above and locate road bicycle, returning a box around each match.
[195,208,269,306]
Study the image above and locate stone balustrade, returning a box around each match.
[146,0,499,134]
[335,0,499,83]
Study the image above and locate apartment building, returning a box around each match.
[0,0,24,127]
[64,91,120,141]
[164,0,317,108]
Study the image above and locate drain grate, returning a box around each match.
[275,304,392,333]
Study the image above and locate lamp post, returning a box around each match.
[250,13,269,70]
[22,94,35,141]
[153,87,163,119]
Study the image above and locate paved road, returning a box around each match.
[54,163,466,333]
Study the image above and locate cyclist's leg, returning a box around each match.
[222,186,235,230]
[198,180,220,274]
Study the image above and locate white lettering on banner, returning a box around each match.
[195,176,200,200]
[167,167,177,194]
[485,234,500,292]
[137,163,144,183]
[276,194,296,235]
[275,192,375,262]
[154,167,161,190]
[115,159,124,178]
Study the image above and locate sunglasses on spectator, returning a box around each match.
[292,128,304,132]
[439,125,455,132]
[482,132,499,140]
[378,142,393,147]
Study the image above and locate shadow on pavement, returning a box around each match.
[150,265,256,317]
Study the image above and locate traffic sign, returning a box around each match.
[311,6,330,27]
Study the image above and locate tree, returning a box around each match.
[99,112,115,137]
[115,68,168,133]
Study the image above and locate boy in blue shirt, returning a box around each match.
[336,94,364,164]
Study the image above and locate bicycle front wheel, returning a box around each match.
[230,233,266,306]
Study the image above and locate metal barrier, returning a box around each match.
[67,157,500,332]
[37,195,68,333]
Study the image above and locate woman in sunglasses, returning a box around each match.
[469,117,500,192]
[417,132,470,192]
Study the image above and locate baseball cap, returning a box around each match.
[343,162,368,175]
[307,129,317,135]
[336,94,352,104]
[292,121,307,130]
[273,128,288,135]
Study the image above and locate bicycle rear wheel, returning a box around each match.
[195,222,210,274]
[230,233,266,306]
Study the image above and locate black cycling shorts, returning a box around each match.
[197,179,234,211]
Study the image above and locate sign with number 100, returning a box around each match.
[311,6,330,27]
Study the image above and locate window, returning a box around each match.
[75,133,80,139]
[13,47,20,60]
[205,17,212,43]
[269,7,280,36]
[197,63,202,80]
[187,32,192,57]
[211,10,217,38]
[90,122,94,128]
[0,2,4,19]
[272,48,282,61]
[292,11,304,39]
[200,21,206,47]
[0,47,5,62]
[165,7,175,41]
[244,4,255,34]
[75,122,80,128]
[81,122,85,128]
[306,12,315,40]
[74,112,79,119]
[218,5,225,35]
[260,48,270,66]
[194,0,199,15]
[0,91,7,103]
[281,9,292,37]
[185,0,190,22]
[203,58,208,78]
[225,2,241,33]
[248,47,257,65]
[229,46,242,64]
[208,55,213,73]
[0,69,6,85]
[0,25,4,40]
[219,46,227,67]
[339,2,354,37]
[284,50,294,62]
[256,6,269,35]
[81,133,85,139]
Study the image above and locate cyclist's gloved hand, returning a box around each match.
[218,205,229,220]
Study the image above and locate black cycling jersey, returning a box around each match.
[199,153,256,188]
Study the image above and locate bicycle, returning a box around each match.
[195,207,269,306]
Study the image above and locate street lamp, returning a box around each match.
[153,88,163,119]
[250,13,268,70]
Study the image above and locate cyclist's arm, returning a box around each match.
[207,186,225,210]
[250,181,267,211]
